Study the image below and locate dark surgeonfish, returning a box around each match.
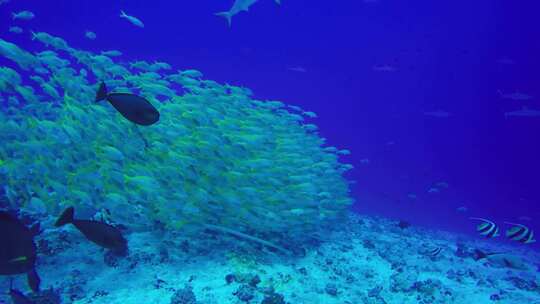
[470,217,500,238]
[55,207,128,254]
[0,211,41,292]
[504,222,536,244]
[95,81,160,126]
[9,279,34,304]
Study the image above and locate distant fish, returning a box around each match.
[424,110,451,118]
[288,66,307,73]
[360,158,370,165]
[85,31,96,40]
[372,64,397,72]
[504,106,540,119]
[496,57,515,65]
[435,181,449,188]
[497,90,533,101]
[517,216,531,221]
[504,222,536,244]
[470,217,500,238]
[12,11,35,20]
[95,81,160,126]
[101,50,123,57]
[216,0,281,27]
[456,206,468,213]
[55,207,128,254]
[0,211,41,292]
[427,187,439,194]
[407,193,417,200]
[120,10,144,28]
[9,26,23,34]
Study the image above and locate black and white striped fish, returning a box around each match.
[505,222,536,244]
[470,217,500,238]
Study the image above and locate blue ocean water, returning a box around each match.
[1,1,540,303]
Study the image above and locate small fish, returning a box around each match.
[12,11,35,20]
[85,31,96,40]
[456,206,468,213]
[497,90,533,101]
[470,217,500,238]
[372,64,397,72]
[288,66,307,73]
[8,256,28,264]
[95,81,160,126]
[504,106,540,119]
[424,110,451,118]
[504,222,536,244]
[9,26,23,34]
[427,187,439,194]
[407,193,417,200]
[55,207,128,254]
[120,10,144,28]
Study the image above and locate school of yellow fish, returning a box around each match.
[0,31,354,244]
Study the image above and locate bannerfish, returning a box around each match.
[470,217,500,238]
[9,280,34,304]
[120,10,144,28]
[0,211,41,292]
[95,81,159,126]
[504,222,536,244]
[55,207,128,254]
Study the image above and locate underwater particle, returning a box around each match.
[120,10,144,28]
[55,207,128,255]
[85,30,96,40]
[215,0,281,27]
[95,81,160,126]
[0,211,41,292]
[470,217,500,238]
[407,193,417,200]
[12,10,35,20]
[504,222,536,244]
[360,158,370,165]
[9,26,23,34]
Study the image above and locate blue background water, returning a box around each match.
[2,0,539,244]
